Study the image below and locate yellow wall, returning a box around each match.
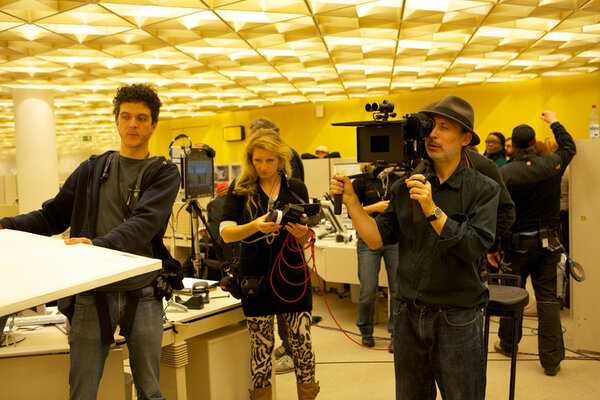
[150,71,600,163]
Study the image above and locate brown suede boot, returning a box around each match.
[248,385,272,400]
[297,381,320,400]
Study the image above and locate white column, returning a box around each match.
[12,89,59,214]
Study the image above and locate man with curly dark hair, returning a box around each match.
[113,83,162,125]
[0,83,180,399]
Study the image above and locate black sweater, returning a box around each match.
[221,175,311,317]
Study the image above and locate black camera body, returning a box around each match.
[332,101,435,166]
[267,203,321,226]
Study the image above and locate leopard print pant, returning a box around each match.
[246,312,316,389]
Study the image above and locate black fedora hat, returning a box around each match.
[420,95,480,145]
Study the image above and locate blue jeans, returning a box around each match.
[69,286,164,400]
[393,299,486,400]
[356,237,399,336]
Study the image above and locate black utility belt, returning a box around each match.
[509,227,561,251]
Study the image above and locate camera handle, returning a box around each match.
[333,167,387,215]
[410,158,431,223]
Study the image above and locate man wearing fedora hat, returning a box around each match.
[331,95,500,399]
[494,111,576,376]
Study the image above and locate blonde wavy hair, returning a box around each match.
[234,129,292,217]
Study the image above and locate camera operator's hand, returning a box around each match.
[330,173,360,207]
[406,174,435,216]
[254,213,281,234]
[286,220,310,244]
[331,172,383,249]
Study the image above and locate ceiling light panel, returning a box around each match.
[1,0,600,154]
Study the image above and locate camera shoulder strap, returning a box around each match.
[284,177,306,204]
[266,174,281,212]
[462,149,474,169]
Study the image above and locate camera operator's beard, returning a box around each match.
[425,139,443,158]
[426,140,464,166]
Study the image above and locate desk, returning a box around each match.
[0,290,249,400]
[158,288,251,400]
[314,236,389,287]
[0,325,127,400]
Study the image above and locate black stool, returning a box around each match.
[483,274,529,400]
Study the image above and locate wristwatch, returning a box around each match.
[426,207,443,221]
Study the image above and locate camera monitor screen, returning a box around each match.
[183,147,214,200]
[357,123,405,163]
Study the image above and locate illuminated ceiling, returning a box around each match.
[1,0,600,154]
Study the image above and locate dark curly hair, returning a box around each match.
[112,84,162,124]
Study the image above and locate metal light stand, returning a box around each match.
[186,200,206,279]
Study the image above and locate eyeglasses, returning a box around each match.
[485,139,501,145]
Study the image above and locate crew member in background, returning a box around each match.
[494,111,576,377]
[352,164,400,351]
[220,130,319,400]
[0,84,180,400]
[505,137,515,160]
[483,131,507,168]
[332,95,499,399]
[315,145,330,158]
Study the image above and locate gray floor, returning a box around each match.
[274,290,600,399]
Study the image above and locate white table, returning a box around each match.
[314,235,389,287]
[0,229,162,400]
[0,229,162,316]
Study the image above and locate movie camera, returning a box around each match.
[331,100,436,214]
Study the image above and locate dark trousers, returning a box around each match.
[498,245,565,369]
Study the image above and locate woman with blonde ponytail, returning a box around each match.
[220,129,319,400]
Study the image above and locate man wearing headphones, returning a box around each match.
[0,84,180,399]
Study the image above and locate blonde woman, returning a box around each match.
[220,130,319,400]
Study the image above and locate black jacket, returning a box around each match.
[1,151,180,272]
[500,122,576,232]
[465,149,515,251]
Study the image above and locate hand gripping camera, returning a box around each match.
[266,203,321,226]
